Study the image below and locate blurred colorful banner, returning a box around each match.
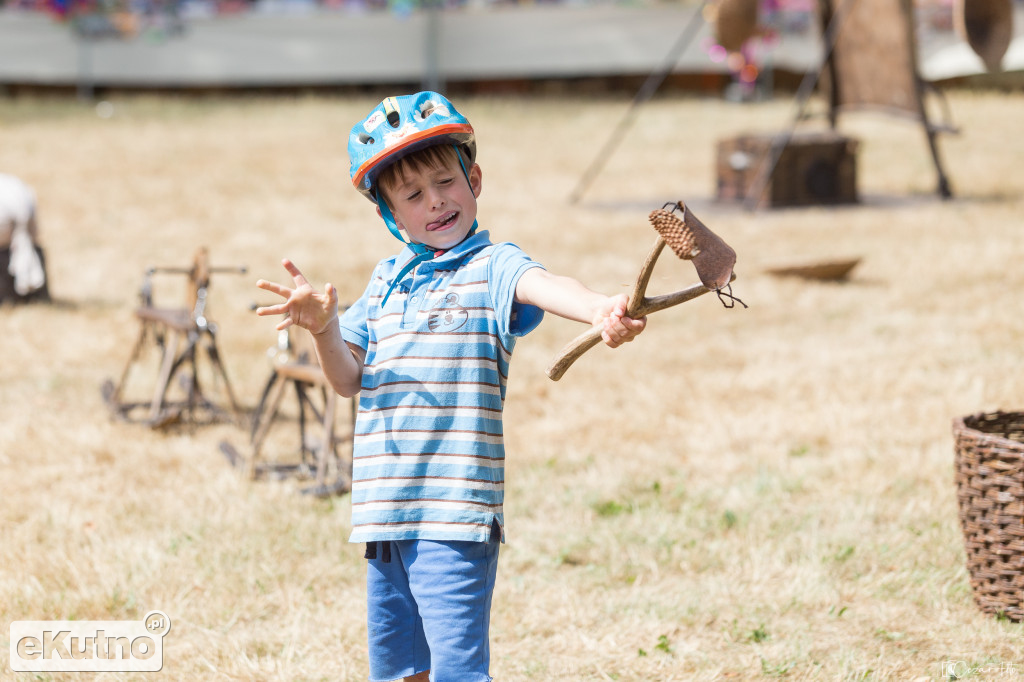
[43,0,185,40]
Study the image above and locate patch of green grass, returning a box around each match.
[592,499,628,517]
[655,634,673,654]
[832,545,856,563]
[749,624,770,643]
[873,627,904,642]
[789,444,811,457]
[760,656,797,677]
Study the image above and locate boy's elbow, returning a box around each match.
[330,376,361,399]
[318,343,364,398]
[336,385,360,399]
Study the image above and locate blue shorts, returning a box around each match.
[366,539,500,682]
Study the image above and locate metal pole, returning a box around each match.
[741,0,857,210]
[568,1,708,205]
[76,35,95,102]
[423,0,444,93]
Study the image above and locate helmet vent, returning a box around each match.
[382,97,401,128]
[358,133,375,145]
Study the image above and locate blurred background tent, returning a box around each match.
[731,0,959,205]
[0,0,1020,96]
[0,0,1020,207]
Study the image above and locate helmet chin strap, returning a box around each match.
[377,145,479,306]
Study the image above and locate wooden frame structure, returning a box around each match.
[102,247,247,428]
[743,0,956,208]
[220,325,355,498]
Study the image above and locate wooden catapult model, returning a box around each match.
[102,247,247,428]
[716,0,957,208]
[219,319,355,498]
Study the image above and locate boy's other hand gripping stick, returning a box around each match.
[546,201,739,382]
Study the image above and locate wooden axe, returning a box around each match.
[546,200,739,381]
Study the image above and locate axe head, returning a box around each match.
[649,201,737,291]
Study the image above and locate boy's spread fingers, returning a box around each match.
[282,259,310,285]
[256,303,287,317]
[256,279,292,297]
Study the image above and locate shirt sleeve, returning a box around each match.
[338,272,373,350]
[488,242,545,339]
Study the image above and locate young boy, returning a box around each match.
[256,92,646,682]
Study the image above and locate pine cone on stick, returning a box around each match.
[649,208,699,260]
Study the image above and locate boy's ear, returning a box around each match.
[376,205,406,232]
[469,163,483,199]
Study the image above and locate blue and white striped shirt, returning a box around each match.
[339,231,544,543]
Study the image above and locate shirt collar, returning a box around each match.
[394,230,492,270]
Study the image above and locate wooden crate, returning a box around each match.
[716,131,860,207]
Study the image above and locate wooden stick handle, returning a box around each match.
[544,273,737,382]
[635,273,734,317]
[546,324,606,382]
[628,237,665,316]
[545,236,665,382]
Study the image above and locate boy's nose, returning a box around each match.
[427,188,445,209]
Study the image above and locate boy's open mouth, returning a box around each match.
[427,211,459,231]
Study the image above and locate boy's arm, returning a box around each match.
[514,268,646,348]
[256,258,365,398]
[309,324,366,399]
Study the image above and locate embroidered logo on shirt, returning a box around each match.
[427,293,469,332]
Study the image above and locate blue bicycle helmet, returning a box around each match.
[348,92,478,305]
[349,91,476,203]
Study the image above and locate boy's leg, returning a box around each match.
[402,539,500,682]
[366,547,432,682]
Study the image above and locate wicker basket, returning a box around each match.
[953,411,1024,622]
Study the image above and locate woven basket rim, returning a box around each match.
[954,410,1024,455]
[953,410,1024,623]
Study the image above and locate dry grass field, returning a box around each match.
[1,87,1023,681]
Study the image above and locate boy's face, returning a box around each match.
[379,157,482,252]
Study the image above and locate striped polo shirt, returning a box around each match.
[338,230,544,544]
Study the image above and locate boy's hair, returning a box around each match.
[376,144,471,206]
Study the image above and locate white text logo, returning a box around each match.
[10,611,170,672]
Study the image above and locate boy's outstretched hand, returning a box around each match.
[255,258,339,335]
[514,269,647,349]
[594,293,646,348]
